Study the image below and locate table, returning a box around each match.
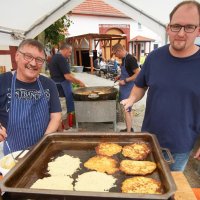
[172,172,197,200]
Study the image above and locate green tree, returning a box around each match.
[44,15,73,46]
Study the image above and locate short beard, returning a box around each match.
[171,44,186,53]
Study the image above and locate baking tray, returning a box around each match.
[1,132,177,200]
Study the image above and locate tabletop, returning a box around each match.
[172,172,197,200]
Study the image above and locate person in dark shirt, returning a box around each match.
[112,43,140,133]
[48,43,85,130]
[121,1,200,171]
[0,39,61,155]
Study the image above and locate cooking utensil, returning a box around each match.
[0,123,16,164]
[1,133,176,200]
[88,84,118,99]
[73,86,118,101]
[4,141,17,164]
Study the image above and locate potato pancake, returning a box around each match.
[84,155,119,174]
[122,143,151,160]
[31,176,73,190]
[120,160,156,175]
[48,154,81,176]
[96,142,122,156]
[121,176,162,194]
[74,171,117,192]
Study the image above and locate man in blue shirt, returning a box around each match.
[48,43,85,130]
[121,1,200,171]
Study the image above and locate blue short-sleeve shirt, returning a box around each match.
[135,45,200,153]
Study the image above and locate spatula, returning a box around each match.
[0,123,16,163]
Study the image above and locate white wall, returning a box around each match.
[67,14,163,47]
[0,46,12,71]
[0,55,12,71]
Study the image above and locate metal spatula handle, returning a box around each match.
[5,140,17,163]
[0,123,16,163]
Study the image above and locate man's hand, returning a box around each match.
[194,147,200,160]
[0,124,7,142]
[114,75,120,82]
[119,79,126,86]
[120,98,134,112]
[79,81,86,87]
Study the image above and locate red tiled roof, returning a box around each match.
[71,0,128,18]
[129,35,155,42]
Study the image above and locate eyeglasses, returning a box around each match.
[169,24,199,33]
[113,50,120,55]
[18,50,45,65]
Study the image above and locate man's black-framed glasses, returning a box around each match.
[113,49,120,55]
[18,50,45,65]
[169,24,199,33]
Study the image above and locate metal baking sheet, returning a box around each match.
[1,132,177,200]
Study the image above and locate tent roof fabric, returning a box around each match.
[0,0,85,45]
[0,0,199,45]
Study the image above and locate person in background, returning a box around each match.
[140,53,148,67]
[48,43,85,130]
[121,1,200,171]
[0,39,61,155]
[113,58,119,70]
[94,57,100,70]
[112,43,140,133]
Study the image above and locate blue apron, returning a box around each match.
[3,72,50,155]
[56,80,74,113]
[119,55,135,101]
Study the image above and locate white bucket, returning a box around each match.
[72,66,84,73]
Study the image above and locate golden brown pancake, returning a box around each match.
[95,142,122,157]
[121,176,162,194]
[122,143,151,160]
[84,155,119,174]
[120,160,156,175]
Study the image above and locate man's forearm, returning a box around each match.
[129,85,147,103]
[64,74,85,86]
[44,112,61,135]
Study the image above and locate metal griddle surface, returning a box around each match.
[1,133,176,200]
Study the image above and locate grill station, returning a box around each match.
[73,86,118,131]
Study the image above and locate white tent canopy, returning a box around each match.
[0,0,85,46]
[104,0,184,43]
[0,0,199,46]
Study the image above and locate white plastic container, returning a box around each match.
[72,66,84,73]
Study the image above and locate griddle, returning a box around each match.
[1,132,177,200]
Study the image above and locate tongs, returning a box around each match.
[0,123,16,163]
